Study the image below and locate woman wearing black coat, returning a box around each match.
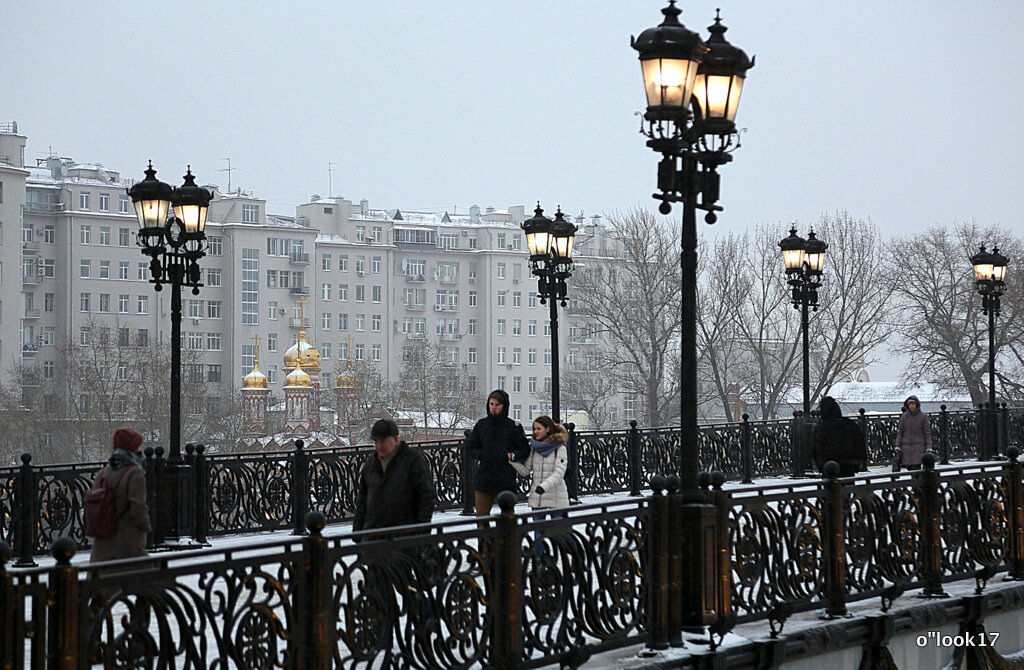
[466,389,530,516]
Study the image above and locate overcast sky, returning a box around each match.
[5,1,1024,380]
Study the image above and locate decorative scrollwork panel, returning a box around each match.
[939,474,1008,577]
[574,431,630,495]
[207,456,293,535]
[844,483,922,596]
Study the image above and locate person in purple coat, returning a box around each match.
[896,395,932,469]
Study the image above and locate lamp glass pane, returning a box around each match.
[527,230,550,257]
[703,74,733,119]
[643,57,698,108]
[974,262,994,281]
[725,76,744,122]
[174,203,200,233]
[806,251,825,273]
[993,263,1007,282]
[134,198,168,230]
[782,248,804,271]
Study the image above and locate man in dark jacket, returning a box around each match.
[466,389,530,517]
[353,419,435,539]
[812,396,867,477]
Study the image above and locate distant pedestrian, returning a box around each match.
[353,419,435,539]
[88,427,151,564]
[811,397,866,477]
[896,395,932,470]
[466,389,530,517]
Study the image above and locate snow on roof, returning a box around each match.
[316,234,354,245]
[788,381,973,405]
[392,410,475,430]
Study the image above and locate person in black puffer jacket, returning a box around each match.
[466,389,530,517]
[812,396,867,477]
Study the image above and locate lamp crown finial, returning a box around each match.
[661,0,682,25]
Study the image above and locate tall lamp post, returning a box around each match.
[632,2,752,634]
[970,244,1008,460]
[779,226,828,476]
[522,203,577,425]
[128,162,211,541]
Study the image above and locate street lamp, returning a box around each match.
[522,203,577,425]
[128,161,211,541]
[632,2,752,636]
[779,226,828,476]
[971,244,1008,459]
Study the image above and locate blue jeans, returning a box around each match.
[531,508,566,559]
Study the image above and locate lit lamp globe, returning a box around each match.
[803,231,828,277]
[522,204,553,262]
[128,161,173,252]
[549,207,578,263]
[692,11,754,135]
[172,167,212,236]
[971,246,996,283]
[991,247,1008,285]
[632,1,708,115]
[779,227,806,275]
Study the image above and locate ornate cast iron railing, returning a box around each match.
[6,451,1024,669]
[2,407,1022,562]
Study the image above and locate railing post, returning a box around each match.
[790,411,804,477]
[143,447,158,550]
[461,429,476,516]
[182,444,196,540]
[939,405,950,465]
[1000,403,1010,456]
[292,440,308,536]
[820,462,848,617]
[295,512,331,670]
[977,403,989,461]
[665,475,683,646]
[47,538,80,669]
[566,423,580,503]
[858,408,868,462]
[919,453,947,597]
[1003,447,1024,580]
[629,420,642,497]
[0,541,14,667]
[150,447,166,548]
[492,491,523,669]
[741,414,753,484]
[645,475,670,651]
[13,453,36,567]
[193,445,209,545]
[707,473,733,629]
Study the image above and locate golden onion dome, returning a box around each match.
[284,330,321,371]
[336,362,359,390]
[284,362,312,388]
[242,361,269,390]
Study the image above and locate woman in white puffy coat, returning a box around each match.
[510,415,569,510]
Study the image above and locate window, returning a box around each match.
[118,328,130,347]
[356,314,365,331]
[207,365,222,383]
[355,285,365,302]
[207,333,221,350]
[118,262,129,280]
[322,283,331,300]
[137,329,149,347]
[80,260,91,278]
[530,293,538,308]
[513,236,521,251]
[44,260,55,278]
[528,320,537,336]
[267,270,278,288]
[137,295,148,314]
[80,293,90,311]
[44,225,55,243]
[497,376,506,389]
[321,343,331,359]
[208,236,222,255]
[497,263,506,279]
[207,301,221,319]
[513,377,522,393]
[322,312,332,329]
[207,269,221,287]
[497,319,506,336]
[267,366,277,384]
[355,226,365,243]
[372,314,381,331]
[80,192,90,209]
[99,227,110,245]
[528,348,537,364]
[545,348,552,365]
[512,348,522,365]
[497,347,506,364]
[529,377,537,392]
[623,397,636,419]
[241,345,257,371]
[372,256,382,273]
[372,227,382,243]
[267,332,277,351]
[98,294,110,312]
[545,320,551,336]
[355,344,365,361]
[468,348,477,364]
[372,344,381,361]
[80,326,91,345]
[338,255,348,271]
[438,233,458,250]
[469,291,477,307]
[468,319,477,335]
[188,299,203,319]
[338,284,348,301]
[44,293,54,312]
[242,203,259,223]
[512,319,522,336]
[242,249,259,324]
[497,291,506,307]
[321,254,331,271]
[43,361,54,379]
[43,327,55,346]
[338,313,348,330]
[119,194,130,214]
[118,294,129,313]
[497,233,506,248]
[99,260,110,279]
[513,292,521,307]
[138,262,147,280]
[372,285,382,303]
[355,256,366,273]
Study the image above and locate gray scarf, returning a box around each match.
[109,447,144,470]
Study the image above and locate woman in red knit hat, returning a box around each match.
[88,427,151,563]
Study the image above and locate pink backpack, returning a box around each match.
[83,467,133,538]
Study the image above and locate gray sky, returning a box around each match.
[4,1,1023,234]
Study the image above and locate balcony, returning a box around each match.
[441,332,462,341]
[289,251,310,265]
[569,337,599,345]
[21,344,39,357]
[22,240,40,253]
[289,317,311,328]
[405,302,426,311]
[23,309,40,319]
[288,286,309,295]
[437,273,459,285]
[23,202,64,214]
[22,273,41,286]
[404,273,427,283]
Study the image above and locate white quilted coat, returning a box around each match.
[510,425,570,509]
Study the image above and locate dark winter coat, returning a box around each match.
[896,395,932,466]
[89,451,151,563]
[466,389,531,493]
[812,397,867,477]
[353,441,435,538]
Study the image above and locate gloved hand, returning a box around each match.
[535,486,545,495]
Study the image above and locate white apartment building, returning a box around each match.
[0,122,629,431]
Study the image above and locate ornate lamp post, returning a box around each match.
[632,2,752,635]
[128,162,211,541]
[971,244,1008,459]
[779,226,828,476]
[522,203,577,424]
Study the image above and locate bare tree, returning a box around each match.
[395,336,480,437]
[538,367,618,429]
[573,207,682,426]
[325,358,399,444]
[886,222,1024,403]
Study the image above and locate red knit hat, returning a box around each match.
[112,427,144,452]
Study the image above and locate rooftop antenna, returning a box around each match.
[218,158,237,193]
[328,161,340,198]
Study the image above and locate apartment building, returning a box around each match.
[0,122,628,431]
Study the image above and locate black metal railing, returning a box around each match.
[2,407,1022,562]
[5,449,1024,668]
